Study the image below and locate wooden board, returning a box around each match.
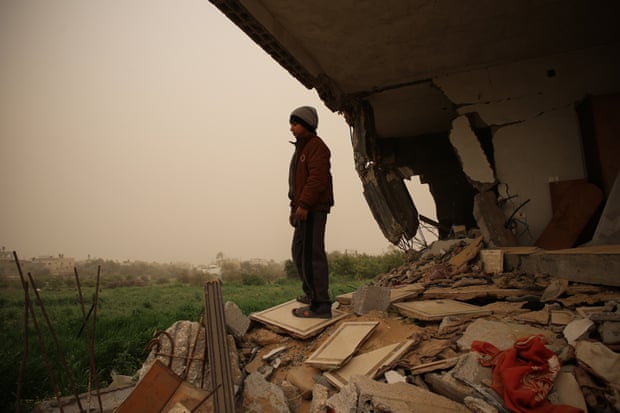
[393,299,491,321]
[305,321,379,370]
[535,180,603,250]
[324,340,414,389]
[249,300,347,339]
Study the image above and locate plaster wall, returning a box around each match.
[434,44,620,244]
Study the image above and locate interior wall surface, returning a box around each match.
[434,44,620,244]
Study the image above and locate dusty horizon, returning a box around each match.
[0,1,437,266]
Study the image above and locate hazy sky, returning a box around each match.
[0,1,436,265]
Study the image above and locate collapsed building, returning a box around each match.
[209,0,620,251]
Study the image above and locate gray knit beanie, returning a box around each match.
[289,106,318,134]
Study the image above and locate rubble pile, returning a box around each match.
[136,237,620,413]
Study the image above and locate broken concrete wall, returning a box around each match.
[435,44,620,244]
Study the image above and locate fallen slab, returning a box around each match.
[327,374,471,412]
[503,245,620,287]
[393,299,492,321]
[457,319,562,351]
[323,339,414,389]
[305,321,378,370]
[249,299,348,339]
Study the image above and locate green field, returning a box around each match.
[0,276,368,412]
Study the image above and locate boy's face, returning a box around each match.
[290,121,311,139]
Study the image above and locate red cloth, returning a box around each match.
[471,335,583,413]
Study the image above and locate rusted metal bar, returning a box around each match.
[27,271,84,412]
[15,277,29,413]
[144,330,175,368]
[75,266,103,413]
[13,252,65,413]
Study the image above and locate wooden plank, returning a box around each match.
[305,321,379,370]
[249,300,347,339]
[393,299,491,321]
[324,340,414,389]
[448,236,483,267]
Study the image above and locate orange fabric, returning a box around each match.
[471,335,583,413]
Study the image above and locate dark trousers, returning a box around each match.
[292,211,330,308]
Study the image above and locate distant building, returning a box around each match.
[195,263,222,278]
[33,254,75,276]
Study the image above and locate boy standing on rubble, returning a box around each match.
[288,106,334,319]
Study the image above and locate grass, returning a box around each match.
[0,275,368,412]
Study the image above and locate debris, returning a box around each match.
[327,375,470,412]
[563,318,595,345]
[393,299,492,321]
[457,319,560,351]
[479,249,504,274]
[323,340,414,389]
[384,370,407,384]
[90,236,620,413]
[549,370,588,412]
[449,235,484,268]
[224,300,250,338]
[286,365,321,400]
[305,321,378,370]
[352,285,391,315]
[241,372,290,413]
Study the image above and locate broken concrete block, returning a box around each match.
[548,370,587,413]
[241,372,290,413]
[448,235,484,268]
[325,378,358,413]
[452,352,492,387]
[422,239,470,259]
[540,278,569,302]
[473,191,518,248]
[479,249,504,273]
[286,365,321,400]
[563,318,595,345]
[457,319,561,351]
[464,396,499,413]
[576,340,620,390]
[327,375,468,412]
[279,380,302,413]
[384,370,407,384]
[425,370,474,404]
[309,383,329,413]
[599,321,620,344]
[224,300,250,338]
[352,285,391,315]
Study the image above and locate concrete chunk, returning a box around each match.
[241,372,290,413]
[224,301,250,338]
[352,285,391,315]
[327,375,470,413]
